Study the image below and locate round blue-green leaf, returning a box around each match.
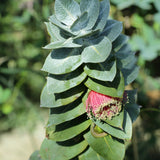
[80,0,100,30]
[43,38,82,49]
[49,15,75,35]
[48,101,86,125]
[101,20,123,42]
[113,34,129,52]
[84,58,116,82]
[84,132,125,160]
[84,71,125,98]
[125,103,140,123]
[44,22,65,42]
[115,44,139,85]
[79,147,106,160]
[47,120,91,141]
[40,138,88,160]
[93,0,110,31]
[70,12,89,33]
[81,37,112,63]
[47,70,87,94]
[105,108,124,129]
[122,66,139,85]
[41,48,82,75]
[40,84,85,108]
[93,110,132,140]
[29,151,42,160]
[55,0,81,26]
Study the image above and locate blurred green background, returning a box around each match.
[0,0,160,160]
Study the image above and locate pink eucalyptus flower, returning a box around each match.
[86,90,124,120]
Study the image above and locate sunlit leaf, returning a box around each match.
[43,38,82,49]
[70,12,89,33]
[93,0,110,31]
[40,84,86,108]
[80,0,100,30]
[84,56,116,81]
[48,100,86,125]
[79,147,105,160]
[84,132,125,160]
[44,22,65,42]
[40,138,88,160]
[55,0,81,26]
[41,49,82,75]
[29,151,42,160]
[105,108,124,129]
[47,70,87,93]
[47,120,91,141]
[93,110,132,140]
[101,20,123,42]
[84,71,125,98]
[81,37,112,63]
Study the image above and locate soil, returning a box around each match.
[0,123,45,160]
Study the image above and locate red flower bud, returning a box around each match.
[86,91,123,120]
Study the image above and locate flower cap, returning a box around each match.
[86,91,123,120]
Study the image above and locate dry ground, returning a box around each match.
[0,123,45,160]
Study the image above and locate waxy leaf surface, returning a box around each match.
[40,139,88,160]
[55,0,81,26]
[42,49,82,75]
[81,37,112,63]
[85,71,125,98]
[84,132,125,160]
[47,70,87,93]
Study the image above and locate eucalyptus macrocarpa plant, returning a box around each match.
[30,0,140,159]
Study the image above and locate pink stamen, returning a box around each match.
[86,90,123,120]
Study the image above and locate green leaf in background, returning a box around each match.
[111,0,152,10]
[81,37,112,63]
[47,119,91,141]
[40,138,88,160]
[154,12,160,24]
[101,20,123,42]
[1,104,13,115]
[84,57,117,81]
[0,86,12,104]
[80,0,100,30]
[85,71,124,98]
[54,0,81,26]
[84,132,125,160]
[43,38,82,49]
[79,147,106,160]
[41,49,82,75]
[47,70,87,93]
[135,0,152,10]
[40,84,85,108]
[93,110,132,140]
[44,22,65,42]
[93,0,110,31]
[154,0,160,12]
[111,0,134,10]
